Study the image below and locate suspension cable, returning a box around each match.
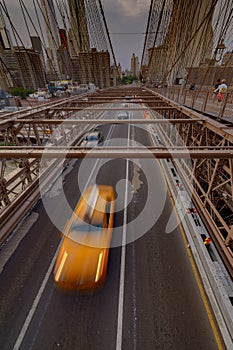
[97,0,120,79]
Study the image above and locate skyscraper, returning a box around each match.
[0,8,15,90]
[72,48,110,89]
[130,53,140,77]
[67,0,90,55]
[41,0,60,77]
[0,6,12,49]
[14,47,47,90]
[30,36,43,54]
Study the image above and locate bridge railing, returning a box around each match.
[0,97,110,244]
[154,86,233,122]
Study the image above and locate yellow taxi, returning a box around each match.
[54,185,115,291]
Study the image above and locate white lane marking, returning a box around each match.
[13,114,115,350]
[131,237,137,350]
[116,119,130,350]
[28,285,55,350]
[129,110,137,350]
[13,241,62,350]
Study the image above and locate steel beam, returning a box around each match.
[77,96,162,99]
[0,147,233,159]
[0,86,233,276]
[13,118,202,125]
[50,107,174,111]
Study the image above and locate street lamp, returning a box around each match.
[213,39,226,64]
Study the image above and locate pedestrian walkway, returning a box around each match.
[154,87,233,122]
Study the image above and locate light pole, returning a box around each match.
[213,39,226,64]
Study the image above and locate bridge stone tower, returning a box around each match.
[68,0,90,56]
[149,0,218,85]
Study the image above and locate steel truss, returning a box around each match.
[150,90,233,275]
[0,87,232,275]
[0,93,94,214]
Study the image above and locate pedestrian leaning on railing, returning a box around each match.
[214,79,227,103]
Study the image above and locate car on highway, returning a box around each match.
[81,131,103,147]
[125,95,131,100]
[54,185,115,291]
[117,110,129,119]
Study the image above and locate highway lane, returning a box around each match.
[121,111,221,349]
[0,103,223,349]
[0,113,127,350]
[18,120,128,350]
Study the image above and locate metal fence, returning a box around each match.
[154,86,233,122]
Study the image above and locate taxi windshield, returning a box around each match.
[68,222,103,243]
[70,222,102,233]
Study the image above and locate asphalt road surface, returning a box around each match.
[0,104,223,350]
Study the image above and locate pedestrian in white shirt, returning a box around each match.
[214,79,227,102]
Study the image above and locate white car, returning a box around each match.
[117,111,129,119]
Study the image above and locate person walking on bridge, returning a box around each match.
[214,79,227,103]
[214,78,221,90]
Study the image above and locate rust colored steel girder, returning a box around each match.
[0,147,232,159]
[50,107,174,111]
[76,99,166,103]
[11,118,201,125]
[91,97,159,99]
[0,96,88,127]
[0,86,233,277]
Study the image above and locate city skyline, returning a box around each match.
[3,0,151,70]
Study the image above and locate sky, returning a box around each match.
[3,1,232,70]
[3,0,151,70]
[101,0,151,68]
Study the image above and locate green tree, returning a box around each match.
[9,87,35,99]
[0,141,14,146]
[122,75,137,85]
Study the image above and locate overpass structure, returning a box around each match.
[0,86,232,277]
[0,86,233,349]
[0,1,233,349]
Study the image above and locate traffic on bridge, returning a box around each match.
[0,1,233,350]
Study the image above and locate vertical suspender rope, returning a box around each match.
[97,0,120,80]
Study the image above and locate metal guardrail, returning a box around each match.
[1,88,233,279]
[154,86,233,121]
[163,160,233,348]
[0,147,232,159]
[150,125,233,348]
[0,104,109,244]
[0,159,60,245]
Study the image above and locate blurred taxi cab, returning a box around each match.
[54,185,115,291]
